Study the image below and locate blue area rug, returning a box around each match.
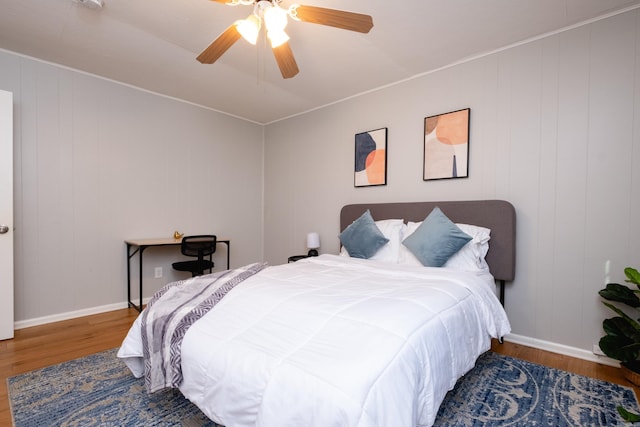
[7,349,640,426]
[7,349,219,427]
[435,352,639,426]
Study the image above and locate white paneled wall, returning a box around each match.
[0,51,264,322]
[0,7,638,357]
[264,9,640,355]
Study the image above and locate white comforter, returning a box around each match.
[118,254,510,427]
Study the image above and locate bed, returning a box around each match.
[340,199,516,304]
[118,200,514,427]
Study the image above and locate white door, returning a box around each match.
[0,90,13,340]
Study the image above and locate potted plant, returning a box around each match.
[598,266,640,422]
[599,267,640,372]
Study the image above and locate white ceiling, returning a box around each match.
[1,0,639,124]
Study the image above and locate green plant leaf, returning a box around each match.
[626,267,640,288]
[617,405,640,422]
[600,283,640,308]
[599,329,640,362]
[603,317,640,340]
[602,302,640,331]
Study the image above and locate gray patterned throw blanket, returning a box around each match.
[141,262,266,393]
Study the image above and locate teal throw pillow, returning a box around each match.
[402,207,472,267]
[339,210,389,259]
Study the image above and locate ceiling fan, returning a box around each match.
[196,0,374,79]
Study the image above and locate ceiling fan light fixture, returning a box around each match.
[235,14,261,45]
[268,29,289,48]
[263,4,288,33]
[202,1,372,79]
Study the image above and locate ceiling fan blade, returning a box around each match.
[272,42,299,79]
[293,5,373,33]
[196,25,242,64]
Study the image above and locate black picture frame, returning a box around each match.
[423,108,470,181]
[354,127,387,187]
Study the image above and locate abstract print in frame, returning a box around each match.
[423,108,470,181]
[354,127,387,187]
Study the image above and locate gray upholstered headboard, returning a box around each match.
[340,200,516,282]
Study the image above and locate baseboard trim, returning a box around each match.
[504,333,620,368]
[13,298,151,330]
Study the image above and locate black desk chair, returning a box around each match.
[172,235,217,277]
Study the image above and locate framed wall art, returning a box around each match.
[423,108,470,181]
[354,127,387,187]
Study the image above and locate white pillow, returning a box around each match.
[341,219,406,264]
[398,222,491,271]
[398,222,425,266]
[445,223,491,271]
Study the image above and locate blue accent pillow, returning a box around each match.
[339,210,390,259]
[402,207,472,267]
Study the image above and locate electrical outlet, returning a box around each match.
[154,267,163,278]
[593,343,605,356]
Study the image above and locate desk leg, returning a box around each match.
[126,243,144,313]
[138,246,147,312]
[127,244,142,312]
[127,243,132,308]
[226,241,230,270]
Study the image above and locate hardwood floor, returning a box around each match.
[0,308,637,425]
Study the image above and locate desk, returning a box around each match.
[125,237,230,312]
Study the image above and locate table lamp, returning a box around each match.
[307,232,320,256]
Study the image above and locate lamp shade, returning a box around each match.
[306,232,320,249]
[306,232,320,257]
[264,5,288,32]
[268,29,289,48]
[236,15,261,45]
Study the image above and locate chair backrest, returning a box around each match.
[181,235,217,260]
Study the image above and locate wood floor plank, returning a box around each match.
[0,308,636,425]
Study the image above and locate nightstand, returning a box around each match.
[288,255,309,263]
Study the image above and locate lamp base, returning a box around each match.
[307,249,318,257]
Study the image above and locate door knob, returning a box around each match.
[0,225,9,234]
